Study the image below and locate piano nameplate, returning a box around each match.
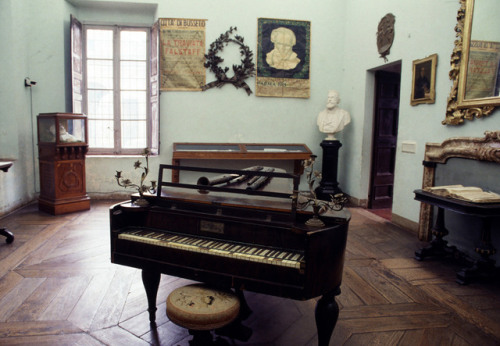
[200,220,224,234]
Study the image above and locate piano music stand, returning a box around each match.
[0,161,14,243]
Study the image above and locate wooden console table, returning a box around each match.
[417,131,500,241]
[414,189,499,284]
[0,161,14,243]
[171,143,312,183]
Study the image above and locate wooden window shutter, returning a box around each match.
[150,21,160,155]
[70,15,83,114]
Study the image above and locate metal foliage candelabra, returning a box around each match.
[297,155,348,227]
[115,148,157,206]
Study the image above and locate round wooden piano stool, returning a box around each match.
[166,284,240,345]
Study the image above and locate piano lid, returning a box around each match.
[155,164,299,214]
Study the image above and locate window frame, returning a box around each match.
[71,15,159,156]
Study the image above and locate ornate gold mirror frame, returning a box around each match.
[444,0,500,125]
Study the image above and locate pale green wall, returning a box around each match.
[70,0,350,199]
[347,0,500,224]
[0,0,46,213]
[340,0,467,223]
[1,0,499,237]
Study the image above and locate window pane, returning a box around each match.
[87,29,113,59]
[89,120,114,148]
[121,31,147,60]
[87,60,113,89]
[84,25,150,153]
[121,61,146,90]
[121,91,146,120]
[122,120,146,148]
[87,90,114,119]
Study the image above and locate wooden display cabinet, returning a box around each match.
[37,113,90,215]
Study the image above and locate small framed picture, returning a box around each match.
[411,54,437,105]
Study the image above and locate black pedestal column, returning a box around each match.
[315,140,343,200]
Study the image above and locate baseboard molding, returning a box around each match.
[88,192,130,200]
[347,196,368,208]
[391,212,419,234]
[346,195,418,235]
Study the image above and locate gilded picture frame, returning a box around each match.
[411,54,437,106]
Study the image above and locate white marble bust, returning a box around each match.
[317,90,351,140]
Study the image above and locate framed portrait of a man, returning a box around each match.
[411,54,437,106]
[256,18,311,98]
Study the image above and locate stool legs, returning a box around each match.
[189,330,213,346]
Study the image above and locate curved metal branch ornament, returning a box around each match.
[297,155,348,227]
[201,27,255,95]
[115,148,157,206]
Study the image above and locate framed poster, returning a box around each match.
[411,54,437,106]
[256,18,311,98]
[159,18,207,91]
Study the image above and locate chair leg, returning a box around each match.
[0,228,14,243]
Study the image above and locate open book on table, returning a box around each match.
[424,185,500,203]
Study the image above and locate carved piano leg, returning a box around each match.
[142,270,161,325]
[315,288,340,346]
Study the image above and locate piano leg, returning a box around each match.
[235,288,252,320]
[315,288,340,346]
[142,270,161,325]
[214,288,253,342]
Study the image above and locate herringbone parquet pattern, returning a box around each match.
[0,200,499,345]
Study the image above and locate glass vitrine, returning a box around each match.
[38,113,87,144]
[171,142,312,183]
[37,113,90,215]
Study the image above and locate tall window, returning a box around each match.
[84,26,149,154]
[71,16,159,155]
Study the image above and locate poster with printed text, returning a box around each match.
[159,18,207,91]
[465,40,500,99]
[256,18,311,98]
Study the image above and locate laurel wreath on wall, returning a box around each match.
[201,27,255,95]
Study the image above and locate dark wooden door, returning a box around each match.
[369,71,400,209]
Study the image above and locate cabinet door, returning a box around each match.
[55,160,86,198]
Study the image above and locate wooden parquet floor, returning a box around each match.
[0,200,499,345]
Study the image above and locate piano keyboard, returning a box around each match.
[118,229,305,270]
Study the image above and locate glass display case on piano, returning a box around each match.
[37,113,90,215]
[110,164,350,346]
[171,142,312,182]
